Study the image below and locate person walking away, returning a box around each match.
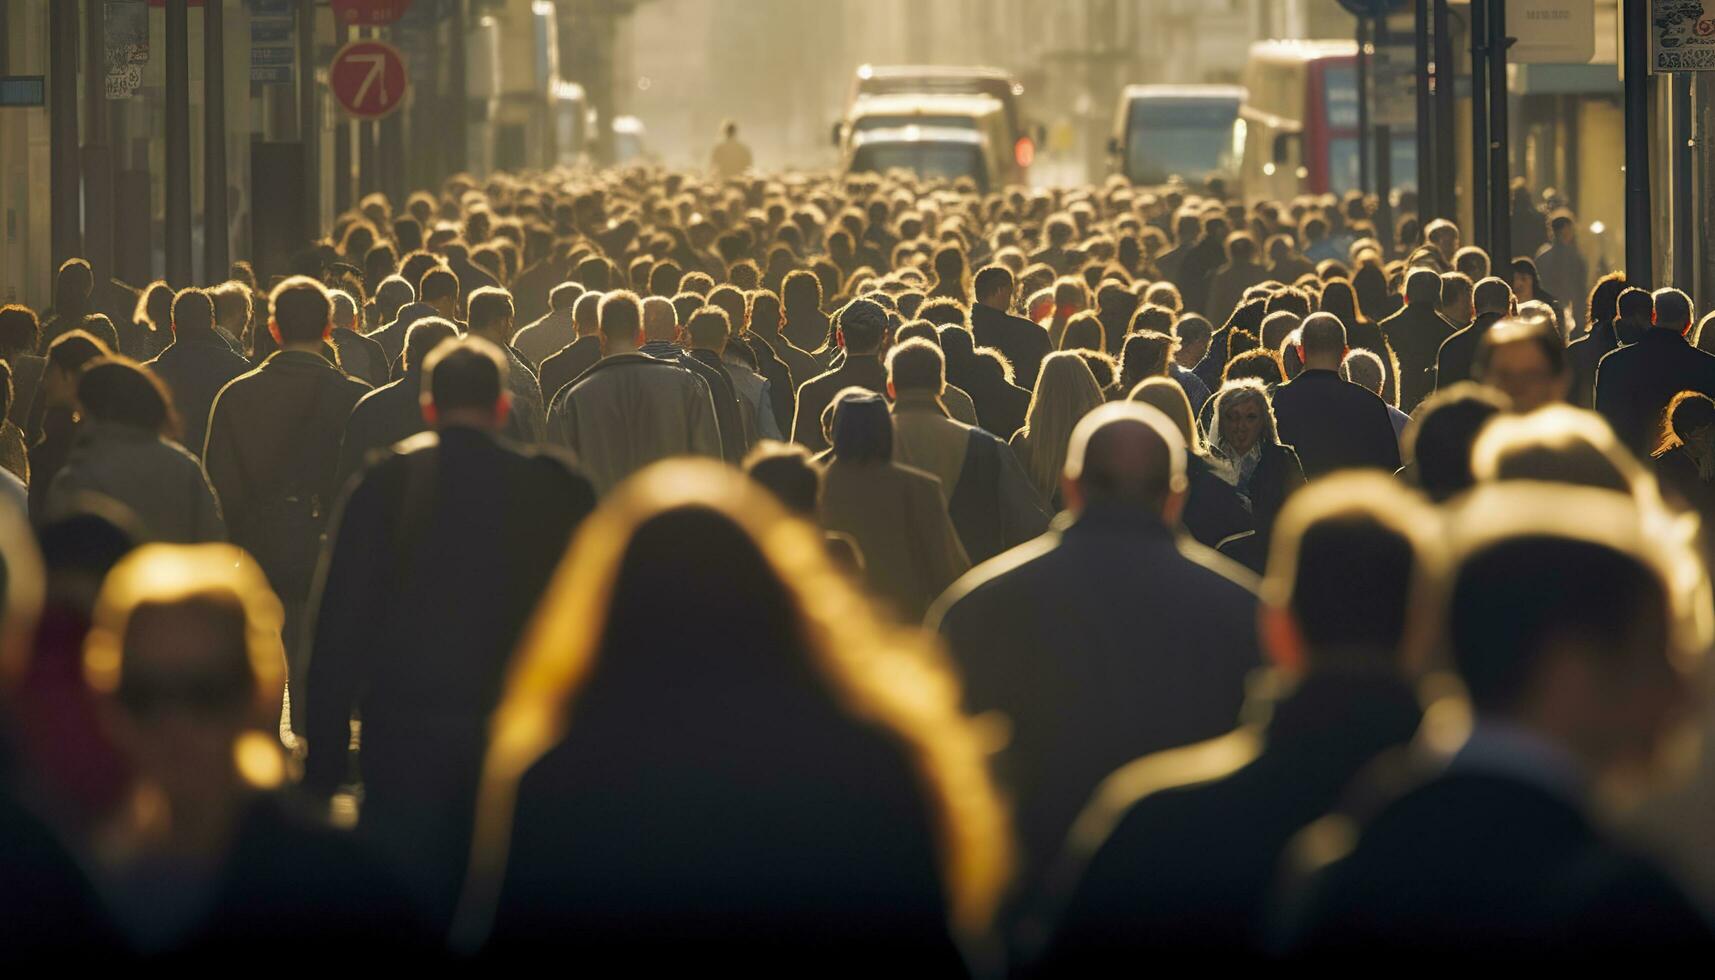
[1596,288,1715,457]
[887,338,1048,563]
[792,299,892,453]
[548,290,722,494]
[820,390,969,621]
[82,544,425,962]
[1378,268,1456,411]
[29,331,110,519]
[1039,475,1435,968]
[145,287,252,459]
[1291,484,1712,956]
[1435,276,1514,391]
[306,338,595,932]
[202,276,369,735]
[930,402,1261,945]
[1271,313,1401,478]
[466,287,545,444]
[336,318,459,488]
[45,358,224,543]
[709,119,753,180]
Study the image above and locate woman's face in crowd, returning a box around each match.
[1511,272,1536,301]
[1222,398,1264,455]
[1485,340,1565,413]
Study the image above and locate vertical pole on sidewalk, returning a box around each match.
[1433,0,1455,221]
[1623,0,1652,282]
[49,0,82,270]
[165,0,193,287]
[206,0,230,281]
[1470,0,1492,251]
[1487,0,1511,263]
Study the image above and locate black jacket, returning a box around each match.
[538,335,602,402]
[304,426,594,926]
[1038,671,1422,969]
[1247,441,1306,548]
[792,354,887,453]
[336,373,428,490]
[145,329,253,458]
[972,302,1053,391]
[641,341,746,464]
[1567,317,1619,408]
[1595,328,1715,456]
[952,356,1031,439]
[1377,303,1454,411]
[930,505,1261,912]
[1291,771,1714,957]
[1434,310,1504,392]
[1271,369,1402,479]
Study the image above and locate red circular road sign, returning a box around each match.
[329,40,408,121]
[332,0,413,27]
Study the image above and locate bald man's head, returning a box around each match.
[1062,402,1189,516]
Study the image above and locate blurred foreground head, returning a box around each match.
[1262,473,1441,675]
[457,460,1011,952]
[1443,482,1710,784]
[83,545,287,793]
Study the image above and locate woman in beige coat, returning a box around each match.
[819,389,969,622]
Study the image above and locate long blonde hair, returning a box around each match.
[454,461,1013,949]
[1019,352,1105,500]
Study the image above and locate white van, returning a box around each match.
[1107,84,1245,187]
[841,93,1018,190]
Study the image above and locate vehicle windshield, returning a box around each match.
[850,142,988,192]
[1126,99,1238,184]
[851,115,978,133]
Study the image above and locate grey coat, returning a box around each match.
[47,421,225,543]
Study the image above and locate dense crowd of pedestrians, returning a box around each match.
[1,156,1714,970]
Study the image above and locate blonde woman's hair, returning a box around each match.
[455,461,1013,950]
[1020,352,1105,500]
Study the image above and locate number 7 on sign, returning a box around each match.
[349,53,388,107]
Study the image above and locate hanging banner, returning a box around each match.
[104,0,149,99]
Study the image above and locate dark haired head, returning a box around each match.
[76,357,177,437]
[829,389,892,462]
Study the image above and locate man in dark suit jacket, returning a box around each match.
[145,286,253,458]
[1038,475,1432,969]
[1435,275,1513,392]
[1566,280,1641,408]
[1272,313,1401,479]
[1292,493,1712,956]
[971,265,1052,391]
[537,290,605,401]
[1378,268,1455,411]
[305,337,596,931]
[335,316,459,489]
[930,402,1260,927]
[792,298,891,453]
[1596,287,1715,456]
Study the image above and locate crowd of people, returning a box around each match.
[2,157,1715,969]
